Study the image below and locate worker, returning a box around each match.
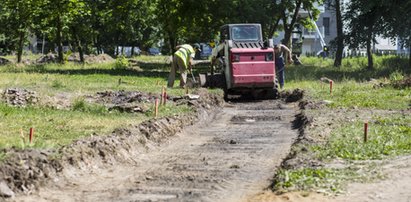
[274,44,293,89]
[167,43,201,88]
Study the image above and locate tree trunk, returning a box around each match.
[366,34,373,69]
[17,31,25,63]
[409,44,411,71]
[131,45,135,57]
[73,29,85,63]
[94,36,100,54]
[56,16,64,63]
[167,30,177,54]
[334,0,344,67]
[282,0,302,48]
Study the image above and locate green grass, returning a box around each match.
[273,168,358,193]
[272,166,383,193]
[0,102,190,149]
[0,59,195,149]
[284,56,411,110]
[313,114,411,160]
[273,55,410,194]
[0,61,192,97]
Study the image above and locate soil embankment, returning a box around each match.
[8,95,301,201]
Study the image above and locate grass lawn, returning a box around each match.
[0,57,193,150]
[273,55,411,193]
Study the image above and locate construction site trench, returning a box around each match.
[2,89,304,202]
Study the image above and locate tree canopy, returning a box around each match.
[0,0,409,67]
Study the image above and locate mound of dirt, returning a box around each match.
[91,90,157,113]
[2,88,38,107]
[84,54,114,64]
[94,90,155,104]
[279,88,305,103]
[171,88,225,109]
[0,57,12,65]
[0,149,61,197]
[36,53,58,64]
[0,89,224,197]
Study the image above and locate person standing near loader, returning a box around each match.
[274,44,293,89]
[167,43,201,88]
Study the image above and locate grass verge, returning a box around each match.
[0,102,190,149]
[273,55,410,194]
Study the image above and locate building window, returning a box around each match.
[323,17,330,36]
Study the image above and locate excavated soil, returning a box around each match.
[1,88,39,107]
[1,89,304,201]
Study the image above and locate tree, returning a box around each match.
[154,0,275,54]
[384,0,411,70]
[154,0,182,54]
[38,0,90,63]
[278,0,322,48]
[332,0,344,67]
[0,0,44,63]
[345,0,390,69]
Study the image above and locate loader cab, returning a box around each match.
[220,24,263,42]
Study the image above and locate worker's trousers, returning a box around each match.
[167,55,187,88]
[276,57,285,89]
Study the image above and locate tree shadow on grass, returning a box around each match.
[22,65,171,78]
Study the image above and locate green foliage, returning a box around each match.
[313,115,411,160]
[389,71,404,82]
[114,56,130,70]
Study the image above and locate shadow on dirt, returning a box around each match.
[225,88,305,104]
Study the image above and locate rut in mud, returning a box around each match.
[14,99,299,202]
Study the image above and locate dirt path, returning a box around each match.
[14,100,298,202]
[333,155,411,202]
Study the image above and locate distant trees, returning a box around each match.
[345,0,385,69]
[0,0,409,67]
[0,0,44,63]
[344,0,411,69]
[384,0,411,70]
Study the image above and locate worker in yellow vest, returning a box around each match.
[167,43,201,88]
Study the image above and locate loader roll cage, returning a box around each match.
[220,24,263,43]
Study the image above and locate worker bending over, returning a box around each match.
[167,43,201,88]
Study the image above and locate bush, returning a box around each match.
[72,98,107,114]
[114,56,129,70]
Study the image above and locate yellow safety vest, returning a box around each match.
[175,44,195,68]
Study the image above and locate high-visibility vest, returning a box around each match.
[175,44,195,68]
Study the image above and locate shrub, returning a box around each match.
[114,56,129,70]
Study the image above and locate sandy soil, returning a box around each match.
[12,100,299,202]
[248,154,411,202]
